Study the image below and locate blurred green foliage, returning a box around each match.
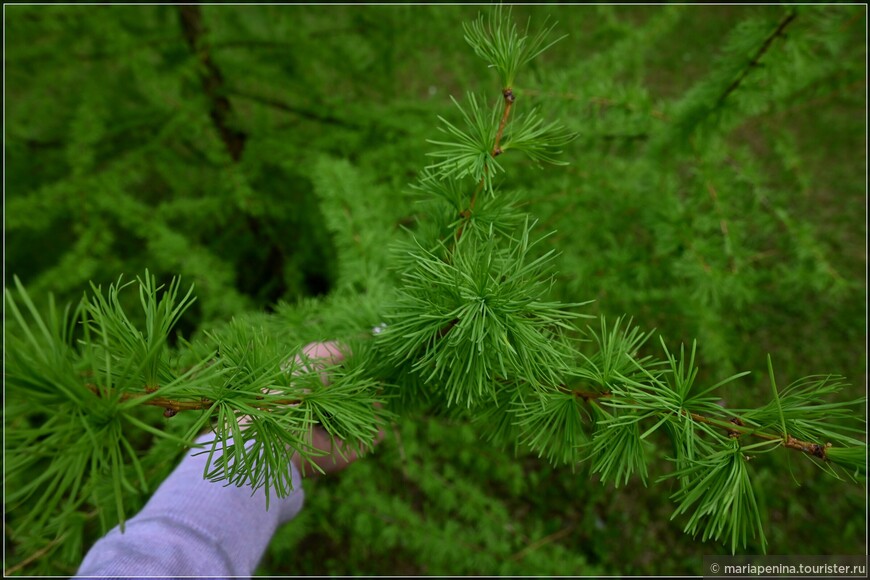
[4,4,866,576]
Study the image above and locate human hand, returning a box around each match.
[242,341,385,479]
[290,341,386,478]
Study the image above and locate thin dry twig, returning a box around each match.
[509,523,577,562]
[5,533,69,576]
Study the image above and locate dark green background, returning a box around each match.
[5,4,866,575]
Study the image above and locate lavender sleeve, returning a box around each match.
[76,433,305,579]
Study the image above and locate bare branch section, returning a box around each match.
[85,384,300,414]
[492,88,516,157]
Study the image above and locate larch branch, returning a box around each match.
[85,383,300,415]
[564,384,831,460]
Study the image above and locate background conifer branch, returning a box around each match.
[178,5,246,162]
[716,11,798,107]
[177,4,289,303]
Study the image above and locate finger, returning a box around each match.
[302,341,346,365]
[372,402,387,446]
[296,426,357,478]
[293,341,348,386]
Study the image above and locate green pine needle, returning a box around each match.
[502,108,577,166]
[463,6,566,89]
[427,93,504,191]
[591,406,650,487]
[766,354,789,438]
[668,440,768,554]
